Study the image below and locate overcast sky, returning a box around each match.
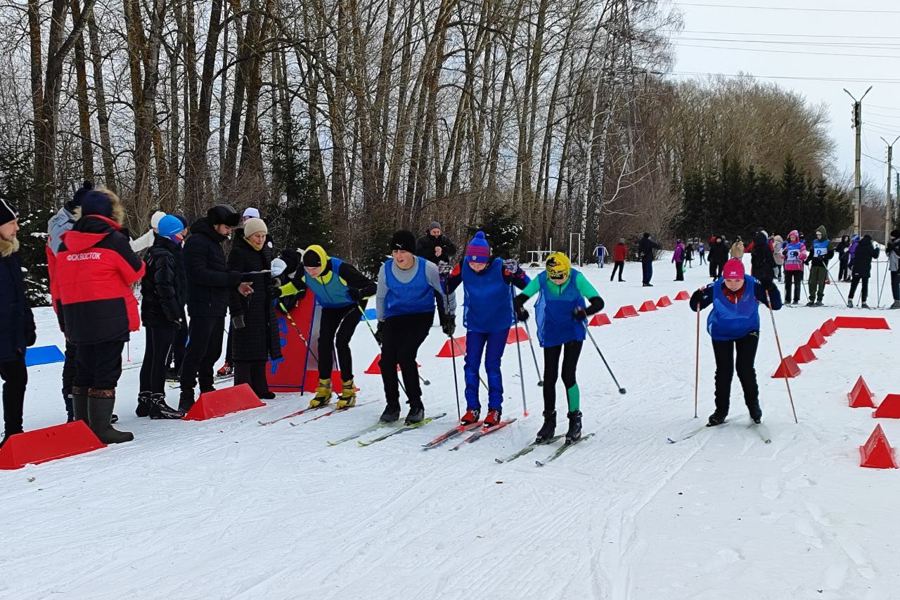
[668,0,900,193]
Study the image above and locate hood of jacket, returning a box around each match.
[815,225,827,238]
[62,214,121,252]
[0,235,19,257]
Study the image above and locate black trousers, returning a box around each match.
[642,260,653,285]
[235,360,269,397]
[180,316,225,395]
[62,340,77,419]
[892,271,900,301]
[0,356,27,435]
[74,340,125,391]
[379,313,432,409]
[709,261,723,279]
[784,271,803,303]
[848,274,870,303]
[610,261,624,281]
[168,325,187,374]
[838,256,850,281]
[318,304,364,381]
[711,332,760,418]
[542,341,583,413]
[224,323,233,364]
[140,325,178,394]
[675,261,684,281]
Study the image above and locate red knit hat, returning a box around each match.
[723,258,745,280]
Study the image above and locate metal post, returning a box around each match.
[845,86,872,236]
[882,135,900,245]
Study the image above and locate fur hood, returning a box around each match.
[0,235,19,257]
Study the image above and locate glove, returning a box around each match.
[503,258,519,272]
[375,322,384,346]
[442,315,456,337]
[515,305,529,322]
[348,287,363,302]
[572,307,587,321]
[232,314,246,329]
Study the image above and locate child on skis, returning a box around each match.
[846,234,879,308]
[513,252,604,443]
[782,230,806,305]
[804,225,834,306]
[376,230,453,424]
[689,258,781,426]
[280,245,377,409]
[443,231,529,428]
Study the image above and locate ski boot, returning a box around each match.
[405,400,425,425]
[483,408,502,428]
[847,300,854,308]
[308,379,333,409]
[460,408,480,426]
[136,391,152,418]
[707,411,727,427]
[861,302,870,309]
[336,380,356,409]
[565,411,582,443]
[149,393,184,420]
[380,402,401,423]
[178,391,195,414]
[891,300,900,309]
[216,362,233,377]
[535,410,556,443]
[88,388,134,444]
[747,402,762,424]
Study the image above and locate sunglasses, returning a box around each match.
[548,271,567,280]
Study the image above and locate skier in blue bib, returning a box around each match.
[443,231,530,428]
[690,258,782,426]
[804,225,834,306]
[513,252,604,443]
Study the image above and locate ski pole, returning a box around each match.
[766,290,799,424]
[876,255,882,308]
[823,265,848,307]
[510,287,529,417]
[357,304,428,386]
[583,323,626,394]
[449,331,462,421]
[878,256,890,308]
[522,319,544,386]
[693,300,700,419]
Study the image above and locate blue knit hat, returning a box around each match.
[80,190,113,218]
[158,214,184,239]
[465,231,491,264]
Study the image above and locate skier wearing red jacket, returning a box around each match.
[610,238,627,282]
[50,188,145,444]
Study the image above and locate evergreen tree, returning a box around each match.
[468,204,523,259]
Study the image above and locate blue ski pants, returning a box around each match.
[464,329,507,410]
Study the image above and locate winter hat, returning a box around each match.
[157,215,184,239]
[242,207,260,220]
[80,190,113,218]
[67,180,93,211]
[546,252,571,279]
[280,248,301,276]
[788,229,799,241]
[619,238,625,244]
[390,230,417,253]
[465,231,491,264]
[428,221,442,232]
[0,194,16,226]
[173,214,188,229]
[242,217,268,239]
[723,258,745,280]
[271,258,288,277]
[303,245,329,269]
[150,210,166,231]
[207,204,240,227]
[891,230,899,239]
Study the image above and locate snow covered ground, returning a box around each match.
[3,256,900,600]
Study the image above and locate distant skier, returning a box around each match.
[514,252,604,443]
[707,236,728,280]
[782,230,806,305]
[444,231,529,427]
[698,240,706,265]
[835,235,851,282]
[672,239,685,281]
[685,240,695,269]
[689,258,781,426]
[804,225,834,306]
[846,234,879,308]
[592,243,607,268]
[610,238,627,282]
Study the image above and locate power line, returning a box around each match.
[676,2,900,14]
[670,29,900,40]
[668,71,900,84]
[676,42,900,60]
[676,36,900,49]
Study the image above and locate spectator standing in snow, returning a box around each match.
[672,239,685,281]
[592,243,607,268]
[0,196,36,448]
[707,236,728,280]
[178,205,248,411]
[685,240,695,269]
[415,221,457,266]
[887,230,900,309]
[638,232,660,286]
[51,188,145,444]
[772,235,785,282]
[750,229,775,286]
[129,210,166,254]
[835,235,851,282]
[782,230,807,305]
[690,258,781,426]
[610,238,627,282]
[846,234,879,308]
[513,252,604,443]
[137,215,188,419]
[804,225,834,307]
[376,230,452,424]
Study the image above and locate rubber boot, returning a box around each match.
[565,411,582,443]
[308,379,333,409]
[88,389,134,444]
[336,380,356,409]
[136,391,152,417]
[535,410,556,443]
[72,386,89,424]
[149,393,184,420]
[178,390,195,413]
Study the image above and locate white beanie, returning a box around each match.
[243,217,268,239]
[242,207,260,220]
[150,210,166,231]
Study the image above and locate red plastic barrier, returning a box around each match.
[436,336,467,357]
[874,394,900,419]
[820,319,837,336]
[792,345,816,364]
[506,326,529,344]
[806,330,827,349]
[833,316,891,330]
[638,300,658,312]
[267,293,317,391]
[614,305,639,319]
[675,290,691,301]
[0,422,105,470]
[772,356,801,379]
[848,376,876,409]
[183,384,266,421]
[589,313,612,327]
[656,296,673,308]
[859,425,898,469]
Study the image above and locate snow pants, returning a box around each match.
[892,271,900,302]
[711,332,760,419]
[674,261,684,281]
[464,329,507,411]
[543,341,583,413]
[379,312,432,411]
[62,340,76,420]
[74,340,125,391]
[0,356,26,437]
[610,261,624,281]
[784,270,803,304]
[140,325,178,394]
[642,260,653,285]
[808,266,827,303]
[848,274,870,304]
[317,303,363,381]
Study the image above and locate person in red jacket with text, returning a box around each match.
[51,189,145,444]
[610,238,627,282]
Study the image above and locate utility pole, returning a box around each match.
[844,86,872,236]
[881,136,900,244]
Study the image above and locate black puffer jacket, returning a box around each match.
[227,236,282,362]
[415,233,457,264]
[0,243,36,363]
[141,235,187,328]
[750,231,775,285]
[851,235,880,278]
[708,239,729,266]
[183,218,242,318]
